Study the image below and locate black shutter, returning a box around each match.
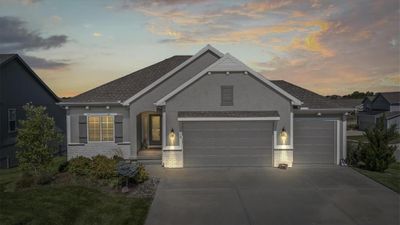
[78,116,87,143]
[114,115,123,143]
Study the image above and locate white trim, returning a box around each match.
[122,45,224,106]
[66,115,71,144]
[342,120,347,160]
[177,117,280,121]
[336,120,340,165]
[162,111,166,148]
[273,112,294,150]
[83,112,118,116]
[154,53,303,106]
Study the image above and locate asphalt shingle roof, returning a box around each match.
[178,111,279,118]
[331,98,363,108]
[271,80,341,109]
[379,92,400,104]
[66,55,192,102]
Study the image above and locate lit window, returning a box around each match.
[8,109,16,133]
[88,115,114,142]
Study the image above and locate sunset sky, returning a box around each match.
[0,0,398,97]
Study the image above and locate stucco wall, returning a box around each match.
[129,51,220,155]
[164,71,292,146]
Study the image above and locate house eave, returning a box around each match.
[57,101,123,107]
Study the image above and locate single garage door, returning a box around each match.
[182,121,273,167]
[294,119,336,164]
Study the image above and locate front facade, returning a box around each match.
[61,45,350,168]
[0,54,66,168]
[358,92,400,131]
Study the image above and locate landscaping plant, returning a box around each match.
[358,115,399,172]
[16,103,63,176]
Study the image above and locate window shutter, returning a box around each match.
[78,116,87,143]
[114,115,123,143]
[221,86,233,106]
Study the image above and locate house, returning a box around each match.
[331,98,364,129]
[358,92,400,131]
[60,45,352,168]
[0,54,66,168]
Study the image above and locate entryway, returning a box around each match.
[137,112,162,160]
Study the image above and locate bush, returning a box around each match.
[347,142,362,166]
[47,156,67,175]
[15,173,35,189]
[134,164,149,184]
[36,172,53,185]
[68,156,92,176]
[90,155,118,179]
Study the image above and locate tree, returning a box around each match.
[16,103,63,175]
[359,115,399,172]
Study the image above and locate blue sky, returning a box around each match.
[0,0,398,97]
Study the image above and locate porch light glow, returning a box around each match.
[168,129,176,145]
[280,127,288,145]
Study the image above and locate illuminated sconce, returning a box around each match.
[168,128,176,145]
[280,127,288,145]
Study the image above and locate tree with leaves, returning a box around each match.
[359,115,399,172]
[16,103,63,175]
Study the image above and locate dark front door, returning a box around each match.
[149,115,161,146]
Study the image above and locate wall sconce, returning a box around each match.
[168,128,176,146]
[280,127,288,145]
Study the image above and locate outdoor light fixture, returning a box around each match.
[280,127,288,145]
[168,128,176,145]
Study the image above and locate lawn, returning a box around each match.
[353,162,400,193]
[0,169,152,225]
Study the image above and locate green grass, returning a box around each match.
[0,169,152,225]
[353,162,400,193]
[0,167,21,192]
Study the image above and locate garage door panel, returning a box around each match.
[294,119,335,165]
[183,121,272,167]
[295,137,333,145]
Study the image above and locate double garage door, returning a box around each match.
[182,121,273,167]
[181,119,336,167]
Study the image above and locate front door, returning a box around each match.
[149,115,161,146]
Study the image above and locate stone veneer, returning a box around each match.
[68,142,131,160]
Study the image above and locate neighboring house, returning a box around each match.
[60,45,352,168]
[0,54,66,168]
[331,98,364,129]
[358,92,400,131]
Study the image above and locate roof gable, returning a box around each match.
[0,54,60,102]
[377,92,400,105]
[155,54,303,106]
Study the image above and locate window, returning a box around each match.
[88,115,114,142]
[221,86,233,106]
[8,109,16,133]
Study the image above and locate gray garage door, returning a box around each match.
[294,119,335,164]
[182,121,273,167]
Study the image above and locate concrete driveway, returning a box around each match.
[145,166,399,225]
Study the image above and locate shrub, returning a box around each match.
[358,116,399,172]
[68,156,92,176]
[90,155,118,179]
[36,172,53,185]
[134,164,149,184]
[15,173,35,189]
[16,103,63,175]
[347,142,362,166]
[47,156,67,175]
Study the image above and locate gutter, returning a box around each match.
[57,101,123,107]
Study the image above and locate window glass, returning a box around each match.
[88,116,101,141]
[8,109,16,132]
[101,116,114,141]
[88,115,114,142]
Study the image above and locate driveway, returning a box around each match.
[145,166,399,225]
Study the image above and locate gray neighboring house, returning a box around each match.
[358,92,400,132]
[0,54,66,168]
[60,45,351,168]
